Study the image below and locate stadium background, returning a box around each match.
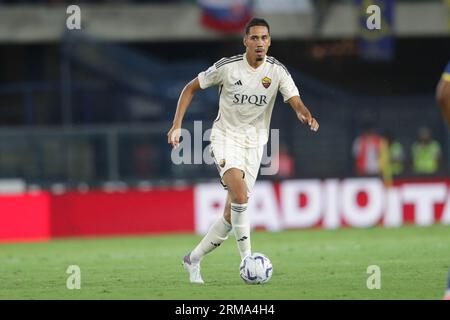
[0,0,450,300]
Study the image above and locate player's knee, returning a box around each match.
[231,193,248,204]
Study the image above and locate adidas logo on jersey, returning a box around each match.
[234,80,243,86]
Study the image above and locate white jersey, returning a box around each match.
[198,53,300,148]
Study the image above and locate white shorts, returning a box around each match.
[209,140,264,195]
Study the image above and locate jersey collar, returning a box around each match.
[243,52,267,72]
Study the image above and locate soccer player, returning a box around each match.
[437,63,450,299]
[436,61,450,127]
[167,18,319,284]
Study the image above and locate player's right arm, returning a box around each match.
[167,77,201,148]
[436,61,450,127]
[167,60,224,148]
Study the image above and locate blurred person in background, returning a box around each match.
[272,143,295,179]
[352,121,383,176]
[383,131,404,175]
[411,126,442,175]
[132,143,162,179]
[379,131,404,187]
[167,18,319,284]
[436,60,450,127]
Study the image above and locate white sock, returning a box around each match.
[190,216,232,263]
[231,202,251,260]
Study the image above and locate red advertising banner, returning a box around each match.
[0,192,51,243]
[50,188,195,237]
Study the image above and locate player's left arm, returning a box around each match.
[287,95,319,132]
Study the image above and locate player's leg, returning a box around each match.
[182,141,248,283]
[183,195,233,284]
[189,194,232,264]
[444,268,450,300]
[222,168,252,260]
[223,194,231,223]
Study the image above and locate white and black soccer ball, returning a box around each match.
[239,252,273,285]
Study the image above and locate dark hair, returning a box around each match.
[245,18,270,35]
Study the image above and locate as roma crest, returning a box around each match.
[262,76,271,89]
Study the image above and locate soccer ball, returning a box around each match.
[239,252,273,284]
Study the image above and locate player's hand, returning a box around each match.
[298,113,319,132]
[167,124,182,148]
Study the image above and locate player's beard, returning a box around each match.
[255,49,265,61]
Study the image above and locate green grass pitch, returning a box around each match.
[0,225,449,299]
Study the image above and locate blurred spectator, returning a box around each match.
[273,144,295,179]
[379,131,405,187]
[352,122,383,176]
[411,126,442,175]
[132,143,162,179]
[384,131,405,176]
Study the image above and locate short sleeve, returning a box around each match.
[278,67,300,103]
[198,62,224,89]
